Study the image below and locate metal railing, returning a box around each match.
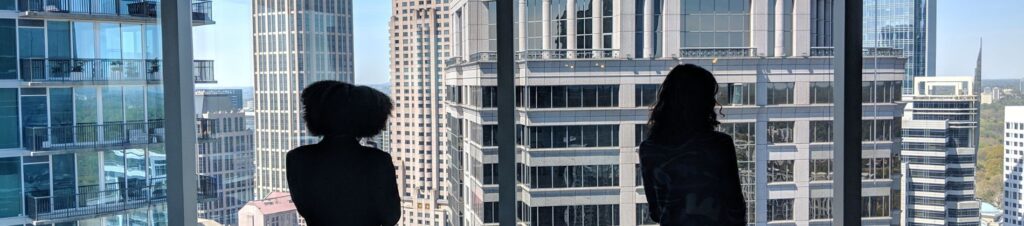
[810,47,835,57]
[810,47,904,57]
[25,176,218,222]
[18,0,214,21]
[452,49,622,65]
[22,120,164,152]
[679,47,757,58]
[20,59,216,83]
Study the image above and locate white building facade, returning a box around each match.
[252,0,355,198]
[901,77,982,226]
[445,0,905,225]
[389,0,453,225]
[197,91,256,225]
[1003,106,1024,225]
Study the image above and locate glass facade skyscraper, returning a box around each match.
[252,0,355,198]
[0,0,216,225]
[864,0,937,94]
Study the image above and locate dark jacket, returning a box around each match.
[286,136,401,226]
[638,131,746,226]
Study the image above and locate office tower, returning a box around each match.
[445,1,903,225]
[901,76,981,225]
[1005,106,1024,225]
[252,0,355,198]
[197,89,245,110]
[389,0,451,225]
[864,0,937,93]
[0,1,216,225]
[196,91,255,225]
[238,192,302,226]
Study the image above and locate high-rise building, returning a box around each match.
[0,1,217,225]
[864,0,937,93]
[445,0,904,225]
[197,89,245,110]
[900,76,981,226]
[196,91,255,225]
[1004,106,1024,225]
[252,0,355,198]
[238,192,303,226]
[389,0,452,225]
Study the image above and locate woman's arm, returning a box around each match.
[375,153,402,226]
[639,154,662,222]
[285,151,312,220]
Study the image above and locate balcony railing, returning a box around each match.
[452,49,622,65]
[23,120,164,152]
[679,47,757,58]
[18,0,214,22]
[20,59,216,84]
[25,176,218,223]
[810,47,904,57]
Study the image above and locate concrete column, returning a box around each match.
[793,0,810,56]
[616,0,633,57]
[542,0,552,57]
[592,0,602,52]
[774,0,786,57]
[642,0,654,58]
[567,0,577,58]
[519,0,528,52]
[661,0,681,58]
[751,0,770,56]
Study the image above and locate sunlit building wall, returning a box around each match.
[445,0,904,225]
[252,0,355,198]
[389,0,452,225]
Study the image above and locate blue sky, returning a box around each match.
[199,0,1024,88]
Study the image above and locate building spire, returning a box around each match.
[974,38,983,95]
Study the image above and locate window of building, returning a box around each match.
[767,121,794,144]
[862,196,890,217]
[766,82,794,105]
[768,160,794,183]
[810,197,832,219]
[680,0,751,48]
[810,159,833,181]
[717,83,756,106]
[810,82,833,104]
[529,165,618,188]
[635,84,659,107]
[810,121,833,143]
[767,199,794,221]
[636,203,656,225]
[530,204,619,226]
[0,157,20,217]
[527,125,619,148]
[529,85,619,108]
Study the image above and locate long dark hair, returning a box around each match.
[647,64,721,142]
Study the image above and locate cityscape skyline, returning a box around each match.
[195,0,1024,88]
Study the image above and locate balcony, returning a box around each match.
[809,47,905,57]
[17,0,215,25]
[24,176,218,224]
[20,59,216,85]
[23,120,164,153]
[679,47,757,58]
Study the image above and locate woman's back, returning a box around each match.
[286,137,400,226]
[638,132,746,225]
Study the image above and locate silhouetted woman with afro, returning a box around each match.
[287,81,400,226]
[639,64,747,225]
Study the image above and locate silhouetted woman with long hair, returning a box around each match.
[287,81,400,226]
[639,64,746,225]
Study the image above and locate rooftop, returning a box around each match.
[243,192,296,215]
